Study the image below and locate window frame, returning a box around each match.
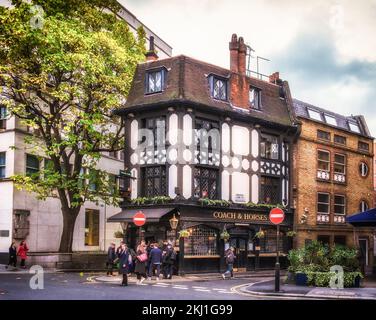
[358,141,369,152]
[84,209,100,246]
[260,176,281,205]
[333,153,346,175]
[249,86,261,109]
[317,130,331,141]
[141,165,167,197]
[193,166,219,200]
[209,75,228,101]
[317,192,330,215]
[26,154,40,177]
[317,150,330,172]
[334,194,346,216]
[359,162,369,178]
[307,108,323,121]
[324,114,337,126]
[0,105,7,130]
[359,200,369,212]
[145,68,166,95]
[0,152,5,178]
[260,133,280,160]
[334,134,346,145]
[348,121,360,133]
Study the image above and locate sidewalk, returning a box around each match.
[0,264,57,274]
[240,279,376,300]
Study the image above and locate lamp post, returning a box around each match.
[169,213,179,244]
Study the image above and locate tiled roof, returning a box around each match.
[293,98,372,138]
[119,55,297,128]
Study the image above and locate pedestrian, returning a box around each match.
[135,241,148,285]
[222,247,236,279]
[146,241,154,277]
[116,240,124,256]
[106,242,116,276]
[6,242,17,269]
[162,243,176,280]
[118,243,131,286]
[17,240,29,269]
[148,242,162,281]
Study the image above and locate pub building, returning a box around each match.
[109,35,300,274]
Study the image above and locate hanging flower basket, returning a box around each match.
[286,231,297,238]
[255,230,265,239]
[114,231,124,239]
[178,229,190,238]
[220,231,230,241]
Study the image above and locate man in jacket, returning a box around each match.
[148,242,162,281]
[118,243,130,286]
[162,243,175,280]
[222,247,236,279]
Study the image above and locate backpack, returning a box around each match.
[170,250,177,261]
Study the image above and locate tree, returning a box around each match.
[0,0,146,252]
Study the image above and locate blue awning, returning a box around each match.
[346,208,376,227]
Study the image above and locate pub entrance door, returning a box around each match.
[229,237,247,271]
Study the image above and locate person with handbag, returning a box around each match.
[17,240,29,269]
[118,243,130,286]
[135,241,148,284]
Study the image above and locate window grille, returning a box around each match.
[184,225,218,256]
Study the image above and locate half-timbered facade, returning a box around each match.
[111,35,299,273]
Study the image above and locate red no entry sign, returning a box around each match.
[269,208,285,225]
[133,211,146,227]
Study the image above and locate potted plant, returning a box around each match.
[178,229,190,238]
[114,231,124,239]
[255,230,265,239]
[220,230,230,242]
[286,230,297,238]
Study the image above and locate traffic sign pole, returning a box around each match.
[269,208,285,293]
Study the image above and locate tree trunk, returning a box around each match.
[59,207,80,253]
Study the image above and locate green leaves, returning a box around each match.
[1,1,145,209]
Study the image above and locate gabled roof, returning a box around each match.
[293,98,372,138]
[118,55,297,129]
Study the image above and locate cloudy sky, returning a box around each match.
[121,0,376,136]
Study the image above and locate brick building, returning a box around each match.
[292,99,375,274]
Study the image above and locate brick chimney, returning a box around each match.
[229,34,249,109]
[145,36,158,62]
[269,72,280,84]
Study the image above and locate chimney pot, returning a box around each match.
[229,33,239,73]
[269,72,280,84]
[146,35,158,62]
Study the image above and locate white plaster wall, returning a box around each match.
[168,114,178,145]
[251,129,259,158]
[0,182,14,253]
[183,114,193,146]
[231,172,249,203]
[232,125,249,156]
[169,165,177,198]
[221,123,230,153]
[221,170,230,201]
[251,174,259,203]
[182,165,192,199]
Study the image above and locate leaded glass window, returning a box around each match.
[259,228,285,253]
[260,176,280,204]
[146,69,165,94]
[210,76,227,101]
[142,166,167,197]
[193,167,218,199]
[184,225,218,256]
[142,117,166,150]
[260,134,279,160]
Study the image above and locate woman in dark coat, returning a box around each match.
[106,243,116,276]
[6,242,17,269]
[135,241,147,284]
[118,243,130,286]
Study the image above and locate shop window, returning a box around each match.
[0,152,5,178]
[259,228,285,253]
[142,165,167,197]
[193,167,218,199]
[26,154,40,177]
[317,235,330,246]
[184,225,218,256]
[85,209,100,246]
[260,134,279,160]
[334,236,347,247]
[260,176,280,204]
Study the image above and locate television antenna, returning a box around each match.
[245,43,271,80]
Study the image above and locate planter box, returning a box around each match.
[295,272,308,286]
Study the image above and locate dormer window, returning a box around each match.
[210,75,228,101]
[145,68,166,94]
[249,87,261,109]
